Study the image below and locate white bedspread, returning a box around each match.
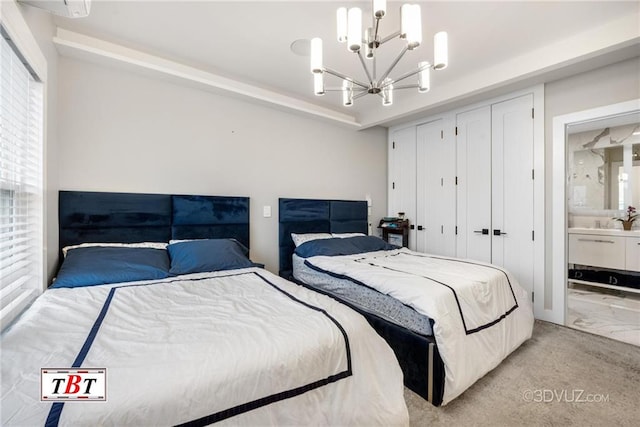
[305,249,534,405]
[1,267,408,426]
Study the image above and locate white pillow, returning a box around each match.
[291,233,332,247]
[62,242,168,257]
[169,239,200,244]
[331,233,366,238]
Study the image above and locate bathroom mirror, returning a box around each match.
[567,120,640,211]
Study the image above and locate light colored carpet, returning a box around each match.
[405,320,640,426]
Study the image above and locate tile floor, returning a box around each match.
[567,283,640,347]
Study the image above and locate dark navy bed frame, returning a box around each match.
[278,197,445,406]
[278,198,369,279]
[58,191,250,262]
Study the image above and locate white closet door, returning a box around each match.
[389,127,417,249]
[456,106,492,262]
[416,120,455,256]
[491,94,534,295]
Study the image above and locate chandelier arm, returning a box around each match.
[357,51,374,85]
[378,30,402,46]
[323,67,370,90]
[378,45,409,84]
[382,64,430,88]
[353,91,370,100]
[372,53,377,81]
[373,17,381,43]
[390,84,420,90]
[324,87,368,92]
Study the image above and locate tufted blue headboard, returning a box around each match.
[278,198,368,279]
[59,191,250,261]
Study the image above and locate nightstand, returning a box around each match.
[378,219,410,247]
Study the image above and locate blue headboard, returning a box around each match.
[59,191,250,258]
[278,198,368,278]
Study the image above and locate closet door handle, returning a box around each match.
[417,225,424,231]
[493,229,507,236]
[474,229,489,235]
[577,238,614,244]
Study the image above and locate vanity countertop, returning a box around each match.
[568,227,640,236]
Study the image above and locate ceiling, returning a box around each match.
[49,1,640,129]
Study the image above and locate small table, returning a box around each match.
[379,219,410,247]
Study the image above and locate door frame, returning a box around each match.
[551,99,640,325]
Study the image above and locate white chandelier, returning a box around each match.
[310,1,448,107]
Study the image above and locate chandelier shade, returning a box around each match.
[314,73,324,96]
[347,8,363,53]
[434,31,449,70]
[310,37,323,73]
[309,1,448,107]
[373,0,386,18]
[336,7,347,42]
[342,79,354,106]
[400,4,422,49]
[418,61,430,93]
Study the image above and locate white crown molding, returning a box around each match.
[53,28,362,129]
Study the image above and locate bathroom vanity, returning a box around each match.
[568,227,640,292]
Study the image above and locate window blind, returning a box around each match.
[0,28,44,329]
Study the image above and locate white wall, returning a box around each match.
[544,57,640,309]
[56,57,388,274]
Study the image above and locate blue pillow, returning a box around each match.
[295,235,398,258]
[52,247,170,288]
[167,239,256,275]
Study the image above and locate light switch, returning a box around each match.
[263,205,272,218]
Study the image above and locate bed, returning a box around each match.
[278,197,535,406]
[1,191,409,426]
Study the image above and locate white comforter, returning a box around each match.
[1,267,408,426]
[304,249,534,405]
